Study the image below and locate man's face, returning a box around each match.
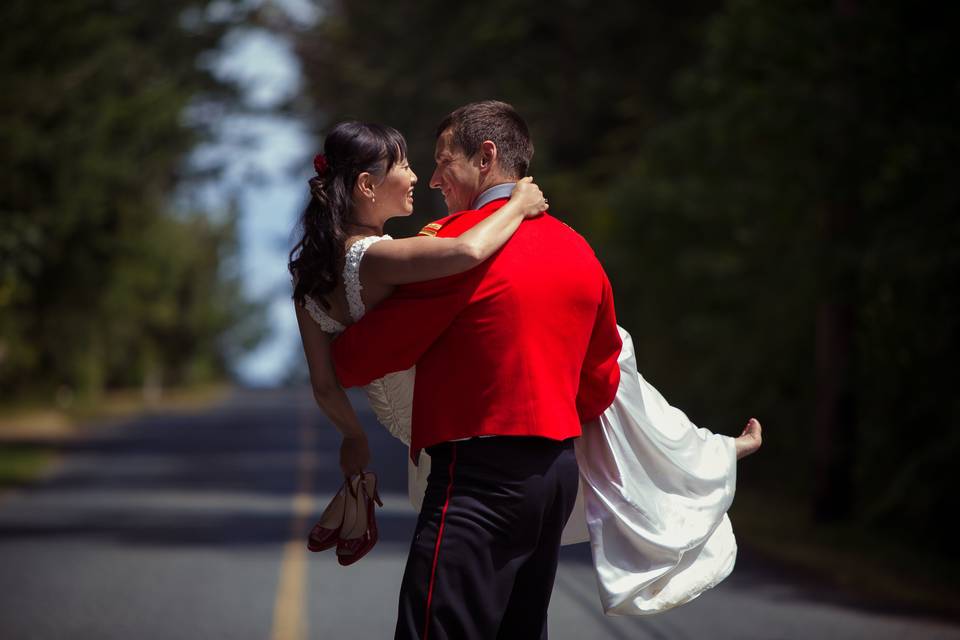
[430,129,480,213]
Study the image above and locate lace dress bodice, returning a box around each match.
[302,296,346,334]
[301,235,415,446]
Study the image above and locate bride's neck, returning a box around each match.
[346,203,384,236]
[344,220,383,237]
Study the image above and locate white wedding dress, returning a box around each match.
[303,235,738,615]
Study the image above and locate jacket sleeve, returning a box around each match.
[331,267,483,387]
[576,267,622,423]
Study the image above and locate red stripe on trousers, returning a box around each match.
[423,443,456,640]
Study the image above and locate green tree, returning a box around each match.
[288,0,959,549]
[615,0,959,544]
[290,0,718,235]
[0,0,267,402]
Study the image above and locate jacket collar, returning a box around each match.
[471,182,515,209]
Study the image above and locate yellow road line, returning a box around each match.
[270,398,318,640]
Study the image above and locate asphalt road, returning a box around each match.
[0,387,957,640]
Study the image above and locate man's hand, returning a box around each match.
[340,432,370,477]
[735,418,763,460]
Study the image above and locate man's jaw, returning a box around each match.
[440,184,480,213]
[440,193,455,214]
[442,192,465,214]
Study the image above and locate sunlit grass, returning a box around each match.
[0,445,56,489]
[0,383,234,490]
[0,383,233,427]
[63,383,234,422]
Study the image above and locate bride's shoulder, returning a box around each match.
[346,233,393,253]
[345,234,394,264]
[343,234,394,322]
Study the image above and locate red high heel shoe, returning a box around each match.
[307,480,349,552]
[336,472,382,566]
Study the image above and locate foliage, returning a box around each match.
[289,0,958,550]
[291,0,717,235]
[620,0,959,544]
[0,0,267,402]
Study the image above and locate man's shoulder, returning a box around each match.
[417,210,472,237]
[417,220,446,237]
[417,206,597,261]
[417,204,491,237]
[538,213,595,248]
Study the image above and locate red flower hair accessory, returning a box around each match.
[313,153,329,176]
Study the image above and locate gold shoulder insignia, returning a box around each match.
[418,222,443,237]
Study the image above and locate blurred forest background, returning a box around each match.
[1,0,269,407]
[2,0,957,610]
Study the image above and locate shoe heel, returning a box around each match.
[336,472,381,566]
[307,480,349,553]
[363,472,383,507]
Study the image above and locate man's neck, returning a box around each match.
[471,181,516,210]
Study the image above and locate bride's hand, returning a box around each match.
[340,432,370,477]
[510,176,548,219]
[735,418,762,460]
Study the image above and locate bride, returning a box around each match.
[289,121,548,563]
[290,120,762,612]
[290,121,548,475]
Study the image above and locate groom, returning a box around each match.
[331,100,622,640]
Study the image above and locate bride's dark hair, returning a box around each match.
[289,121,408,310]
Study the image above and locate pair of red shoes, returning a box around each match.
[307,471,382,566]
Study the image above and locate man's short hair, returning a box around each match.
[436,100,534,178]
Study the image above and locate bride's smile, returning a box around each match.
[374,157,417,218]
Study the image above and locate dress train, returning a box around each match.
[405,326,737,614]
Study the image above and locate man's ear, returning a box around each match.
[478,140,497,173]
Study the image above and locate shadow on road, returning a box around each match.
[0,387,420,550]
[2,387,959,635]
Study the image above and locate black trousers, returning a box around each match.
[394,436,579,640]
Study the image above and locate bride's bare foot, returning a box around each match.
[735,418,762,460]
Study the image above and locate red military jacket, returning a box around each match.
[331,197,622,460]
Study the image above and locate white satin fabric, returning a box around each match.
[362,367,415,445]
[574,326,738,614]
[363,367,434,513]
